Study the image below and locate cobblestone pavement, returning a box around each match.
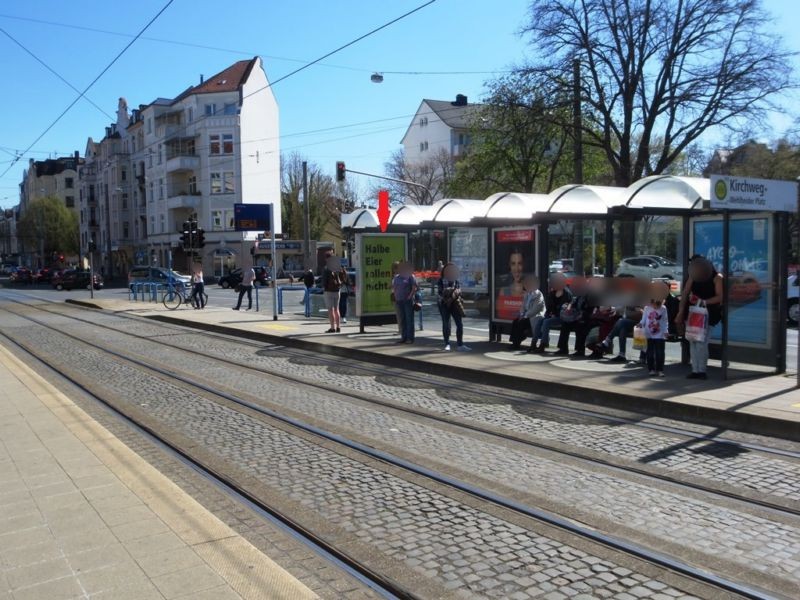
[34,305,800,595]
[0,307,712,599]
[58,304,800,506]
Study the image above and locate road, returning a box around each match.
[1,287,799,599]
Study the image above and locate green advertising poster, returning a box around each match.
[357,233,407,316]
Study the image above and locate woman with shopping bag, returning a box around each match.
[675,255,723,379]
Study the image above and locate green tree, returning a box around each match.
[17,196,78,260]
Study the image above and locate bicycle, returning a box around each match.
[162,281,208,310]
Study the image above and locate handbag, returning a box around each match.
[685,300,709,343]
[632,326,646,350]
[559,302,582,323]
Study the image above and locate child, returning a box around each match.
[638,282,669,377]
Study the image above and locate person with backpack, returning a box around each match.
[322,255,342,333]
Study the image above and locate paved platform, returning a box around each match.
[0,342,318,600]
[69,297,800,440]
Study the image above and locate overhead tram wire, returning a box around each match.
[1,1,438,179]
[0,0,176,180]
[0,27,114,121]
[0,10,504,78]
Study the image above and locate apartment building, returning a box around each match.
[78,56,280,278]
[400,94,481,165]
[19,153,82,215]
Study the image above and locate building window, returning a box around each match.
[65,196,75,208]
[147,150,153,168]
[209,134,221,155]
[187,107,193,123]
[157,144,162,164]
[424,141,429,151]
[121,193,128,209]
[210,172,222,194]
[225,209,235,229]
[149,216,154,234]
[159,214,165,233]
[149,182,154,203]
[204,104,216,116]
[146,118,152,133]
[188,176,197,195]
[211,210,223,231]
[223,171,235,194]
[420,141,429,152]
[419,117,428,127]
[159,179,164,200]
[121,168,127,181]
[123,222,129,239]
[223,133,233,154]
[65,177,74,189]
[223,103,236,115]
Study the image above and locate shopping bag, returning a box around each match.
[632,326,646,351]
[685,302,708,343]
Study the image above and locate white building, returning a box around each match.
[79,57,280,278]
[400,94,481,165]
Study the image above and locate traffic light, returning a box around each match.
[196,228,206,248]
[88,239,97,252]
[180,220,191,250]
[336,161,346,182]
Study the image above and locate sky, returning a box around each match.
[1,0,798,208]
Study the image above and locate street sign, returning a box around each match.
[234,203,272,231]
[710,175,797,212]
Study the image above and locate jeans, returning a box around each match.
[397,299,415,341]
[439,302,463,346]
[604,317,635,355]
[540,317,561,347]
[190,282,205,308]
[690,339,709,373]
[339,292,348,319]
[646,338,666,371]
[235,285,253,309]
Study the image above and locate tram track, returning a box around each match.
[0,298,792,599]
[13,295,800,519]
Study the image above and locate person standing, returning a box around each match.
[322,255,342,333]
[392,261,418,344]
[233,265,255,311]
[390,260,403,336]
[190,266,205,309]
[675,255,723,379]
[338,265,350,324]
[437,263,471,352]
[639,282,670,377]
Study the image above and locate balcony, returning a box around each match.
[166,154,199,173]
[166,194,201,210]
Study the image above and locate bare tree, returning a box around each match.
[381,148,456,205]
[523,0,795,187]
[280,153,341,241]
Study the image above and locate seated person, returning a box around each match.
[554,277,595,356]
[509,275,546,350]
[532,272,572,352]
[590,305,643,361]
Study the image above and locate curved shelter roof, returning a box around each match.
[624,175,708,210]
[340,177,716,230]
[480,192,551,219]
[428,198,485,223]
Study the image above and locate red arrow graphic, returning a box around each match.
[377,189,390,232]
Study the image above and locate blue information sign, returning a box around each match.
[234,204,272,232]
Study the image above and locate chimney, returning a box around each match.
[454,94,467,106]
[200,74,204,84]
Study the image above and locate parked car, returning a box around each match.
[52,269,103,291]
[33,267,56,283]
[617,255,683,280]
[218,267,270,289]
[789,274,799,326]
[9,267,33,284]
[1,264,17,275]
[128,266,191,290]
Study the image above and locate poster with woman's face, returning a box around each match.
[493,228,536,322]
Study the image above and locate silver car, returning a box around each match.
[617,255,683,281]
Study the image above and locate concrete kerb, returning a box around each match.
[64,299,799,442]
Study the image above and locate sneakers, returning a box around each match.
[687,372,708,380]
[648,370,656,376]
[658,371,665,377]
[444,344,451,352]
[342,318,347,324]
[457,345,471,352]
[609,355,627,363]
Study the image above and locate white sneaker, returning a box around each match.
[648,370,656,376]
[342,318,347,324]
[444,344,451,351]
[457,345,472,352]
[658,371,665,377]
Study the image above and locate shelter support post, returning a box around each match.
[721,210,730,381]
[537,224,549,290]
[604,218,614,277]
[776,212,788,374]
[681,216,691,366]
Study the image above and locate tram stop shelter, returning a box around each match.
[342,175,798,380]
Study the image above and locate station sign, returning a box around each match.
[710,175,797,212]
[234,203,272,231]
